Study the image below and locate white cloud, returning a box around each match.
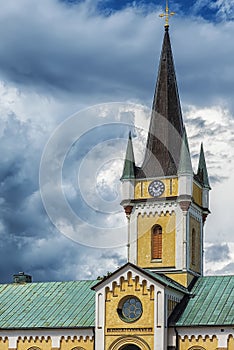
[210,0,234,20]
[184,105,234,180]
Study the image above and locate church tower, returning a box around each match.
[121,23,211,288]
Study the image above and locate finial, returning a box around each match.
[159,0,175,28]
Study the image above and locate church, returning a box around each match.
[0,5,233,350]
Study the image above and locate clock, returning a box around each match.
[148,180,165,197]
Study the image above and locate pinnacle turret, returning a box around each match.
[178,128,193,175]
[121,132,136,180]
[197,143,210,189]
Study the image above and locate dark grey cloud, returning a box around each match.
[0,0,233,283]
[0,100,133,283]
[205,243,230,263]
[209,175,228,184]
[0,0,233,111]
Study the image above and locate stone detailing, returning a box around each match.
[105,271,155,301]
[0,331,94,350]
[108,335,151,350]
[107,328,153,333]
[135,201,177,217]
[178,329,234,350]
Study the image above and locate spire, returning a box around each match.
[136,27,184,178]
[121,132,136,180]
[178,128,193,175]
[197,143,210,189]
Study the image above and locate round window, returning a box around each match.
[118,296,142,322]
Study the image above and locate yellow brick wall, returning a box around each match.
[17,338,52,350]
[60,337,94,350]
[228,335,234,350]
[189,216,201,275]
[165,272,195,288]
[105,272,154,350]
[193,183,202,207]
[137,212,175,268]
[0,337,8,350]
[179,335,218,350]
[135,178,178,199]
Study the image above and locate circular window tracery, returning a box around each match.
[118,296,142,322]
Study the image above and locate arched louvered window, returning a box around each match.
[152,225,162,260]
[191,228,196,265]
[28,347,41,350]
[71,347,85,350]
[188,347,205,350]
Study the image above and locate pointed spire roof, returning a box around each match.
[197,143,210,189]
[121,132,136,180]
[178,128,193,175]
[136,26,184,178]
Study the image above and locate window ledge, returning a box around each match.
[151,259,162,263]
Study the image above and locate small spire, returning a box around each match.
[159,0,175,28]
[121,131,136,180]
[178,128,193,175]
[197,143,210,189]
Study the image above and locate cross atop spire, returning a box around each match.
[159,0,175,28]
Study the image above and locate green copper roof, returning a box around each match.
[178,128,193,175]
[197,143,210,189]
[0,280,97,329]
[176,276,234,326]
[121,132,135,180]
[145,269,189,295]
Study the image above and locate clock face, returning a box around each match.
[148,180,165,197]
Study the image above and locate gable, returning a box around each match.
[93,263,189,295]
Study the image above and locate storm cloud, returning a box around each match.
[0,0,233,283]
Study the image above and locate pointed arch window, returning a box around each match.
[191,228,196,265]
[152,225,162,260]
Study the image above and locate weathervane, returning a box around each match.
[159,0,175,28]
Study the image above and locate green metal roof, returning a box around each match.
[197,143,210,189]
[121,132,136,180]
[176,275,234,326]
[0,280,97,329]
[145,269,190,295]
[178,128,193,175]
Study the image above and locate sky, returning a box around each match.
[0,0,233,283]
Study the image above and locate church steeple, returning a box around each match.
[121,16,211,288]
[136,26,184,178]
